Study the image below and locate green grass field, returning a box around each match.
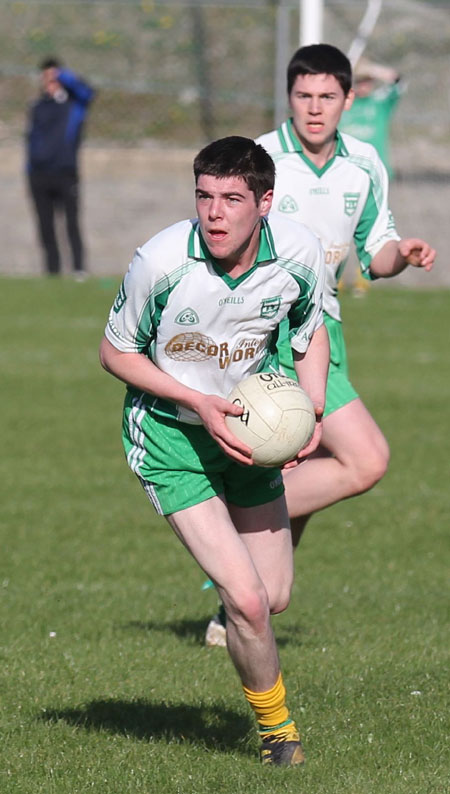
[1,277,448,794]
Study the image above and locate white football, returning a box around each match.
[225,372,315,467]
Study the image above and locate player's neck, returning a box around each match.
[213,223,262,278]
[219,252,257,279]
[303,139,336,169]
[217,235,260,278]
[293,127,337,169]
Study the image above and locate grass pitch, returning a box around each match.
[0,277,448,794]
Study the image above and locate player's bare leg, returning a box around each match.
[168,494,291,688]
[168,494,304,764]
[224,496,293,681]
[283,398,390,547]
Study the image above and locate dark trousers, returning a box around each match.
[28,170,84,274]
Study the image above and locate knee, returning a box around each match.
[350,438,390,495]
[225,568,293,629]
[227,587,270,635]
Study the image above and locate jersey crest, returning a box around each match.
[175,307,200,325]
[343,192,360,216]
[278,194,298,213]
[260,296,282,319]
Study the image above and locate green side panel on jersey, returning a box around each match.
[277,317,294,377]
[345,150,392,278]
[278,315,359,417]
[347,153,383,208]
[257,327,281,373]
[134,260,200,350]
[353,185,380,274]
[287,291,315,344]
[133,284,170,351]
[277,259,318,340]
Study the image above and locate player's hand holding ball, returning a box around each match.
[197,392,253,465]
[225,372,316,467]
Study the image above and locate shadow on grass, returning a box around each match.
[119,618,207,645]
[119,618,306,648]
[39,699,253,754]
[273,621,305,648]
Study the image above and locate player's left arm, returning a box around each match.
[369,237,436,278]
[290,322,329,462]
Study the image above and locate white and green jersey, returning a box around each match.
[256,122,400,321]
[105,215,324,424]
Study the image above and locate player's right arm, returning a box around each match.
[353,145,435,280]
[369,237,435,277]
[99,337,252,464]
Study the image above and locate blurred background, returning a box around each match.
[1,0,449,281]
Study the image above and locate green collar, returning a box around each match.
[188,217,277,288]
[278,118,348,176]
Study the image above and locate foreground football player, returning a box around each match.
[100,136,329,766]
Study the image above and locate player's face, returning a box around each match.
[289,73,354,154]
[195,174,273,273]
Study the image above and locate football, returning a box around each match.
[225,372,316,467]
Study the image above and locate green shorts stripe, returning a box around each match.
[122,392,285,515]
[278,314,358,417]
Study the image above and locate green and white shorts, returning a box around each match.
[122,392,285,516]
[278,313,359,417]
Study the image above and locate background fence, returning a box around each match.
[1,0,449,278]
[1,0,449,152]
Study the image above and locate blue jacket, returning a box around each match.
[27,69,95,173]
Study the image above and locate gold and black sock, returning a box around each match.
[243,672,299,741]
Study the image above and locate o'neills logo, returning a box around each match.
[165,332,263,369]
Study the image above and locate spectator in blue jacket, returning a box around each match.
[26,58,95,277]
